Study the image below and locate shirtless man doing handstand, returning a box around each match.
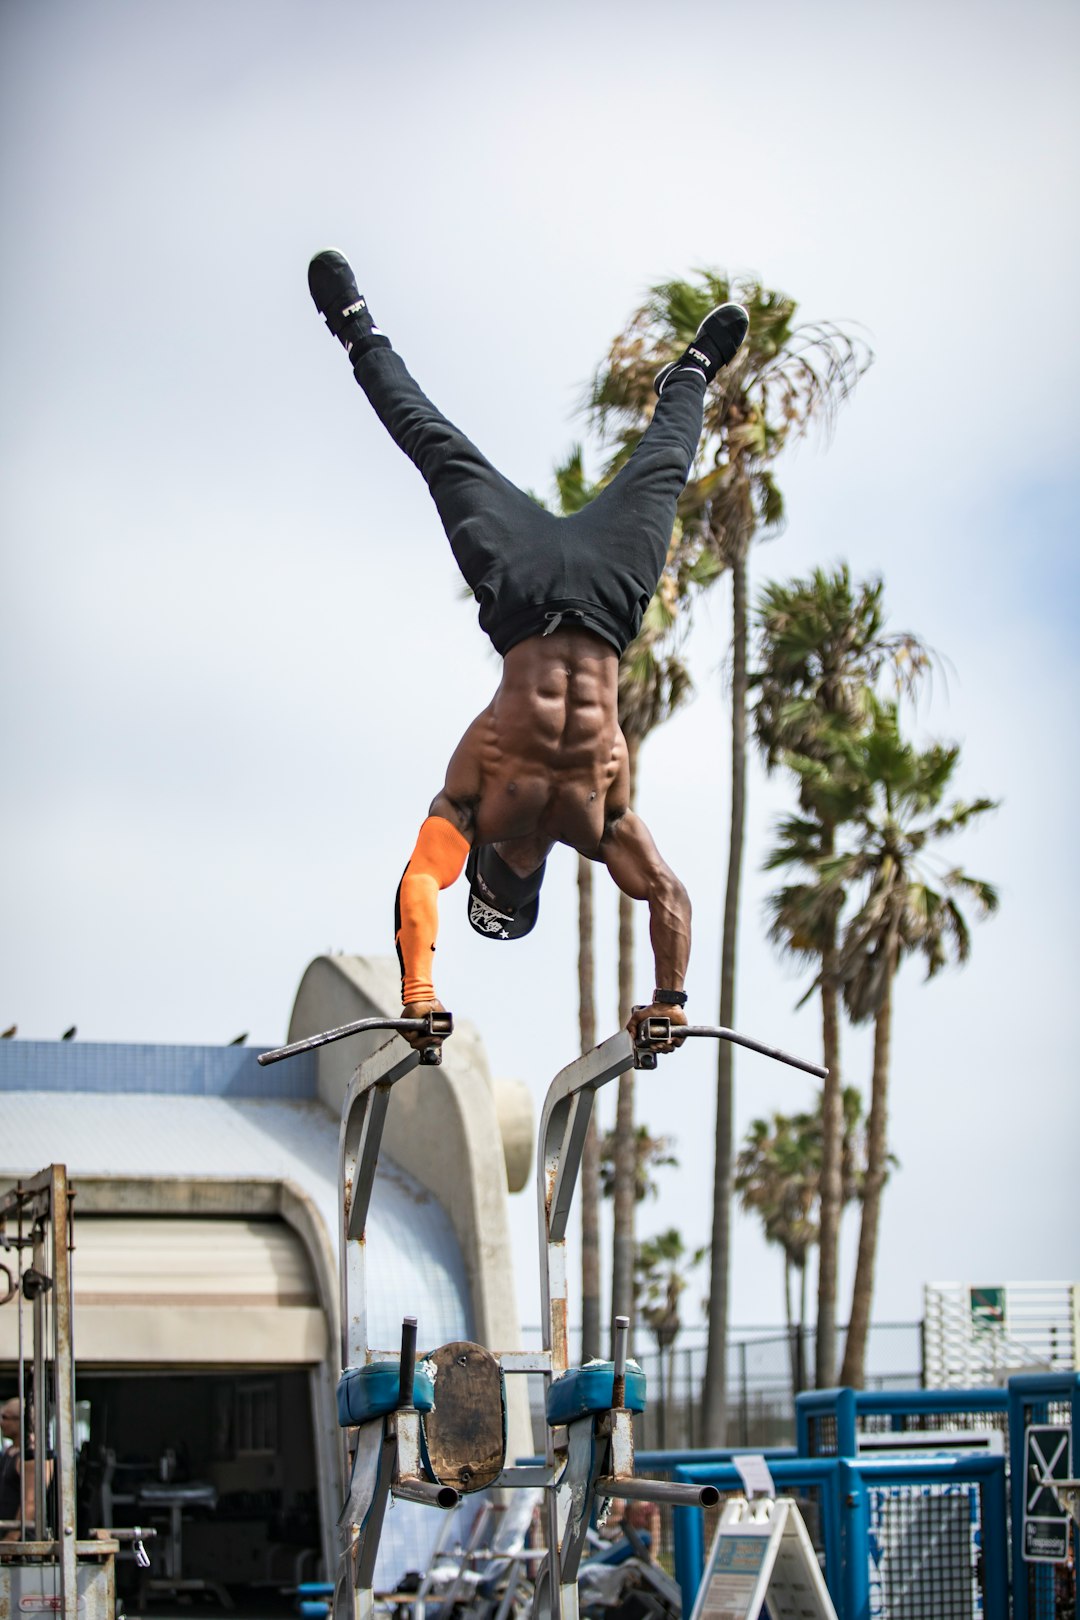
[308,252,748,1054]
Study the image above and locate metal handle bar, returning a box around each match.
[612,1315,629,1407]
[392,1475,460,1510]
[257,1012,453,1067]
[595,1476,721,1508]
[397,1316,417,1411]
[636,1018,828,1079]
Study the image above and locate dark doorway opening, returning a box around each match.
[77,1369,322,1612]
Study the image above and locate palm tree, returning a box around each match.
[599,1123,678,1202]
[764,798,862,1385]
[735,1087,869,1393]
[735,1110,817,1392]
[635,1228,707,1445]
[611,583,692,1345]
[589,276,872,1439]
[753,566,930,1387]
[553,449,692,1354]
[576,847,601,1359]
[555,450,605,1360]
[829,700,999,1385]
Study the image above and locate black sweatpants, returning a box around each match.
[353,346,707,657]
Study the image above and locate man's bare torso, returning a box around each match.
[410,627,689,1044]
[436,628,628,873]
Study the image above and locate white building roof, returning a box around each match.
[1,1089,471,1353]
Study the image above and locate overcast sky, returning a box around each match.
[2,0,1078,1337]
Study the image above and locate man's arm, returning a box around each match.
[598,808,691,1047]
[393,713,489,1050]
[395,791,471,1045]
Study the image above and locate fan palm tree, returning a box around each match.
[554,449,604,1359]
[553,448,692,1354]
[611,576,694,1344]
[601,1113,681,1354]
[599,1123,679,1202]
[589,276,871,1439]
[575,840,601,1358]
[735,1087,870,1393]
[829,700,999,1385]
[735,1109,818,1392]
[635,1227,707,1445]
[754,565,930,1386]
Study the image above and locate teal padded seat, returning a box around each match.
[337,1362,436,1426]
[546,1360,647,1426]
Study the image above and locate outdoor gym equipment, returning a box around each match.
[0,1167,157,1620]
[258,1011,453,1067]
[330,1013,825,1620]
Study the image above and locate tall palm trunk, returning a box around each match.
[703,543,749,1443]
[840,963,893,1386]
[610,734,641,1348]
[784,1256,797,1397]
[816,833,842,1388]
[578,855,601,1361]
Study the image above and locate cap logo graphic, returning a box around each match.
[469,896,512,940]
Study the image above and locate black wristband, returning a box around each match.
[653,988,687,1008]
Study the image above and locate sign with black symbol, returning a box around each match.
[1023,1424,1072,1563]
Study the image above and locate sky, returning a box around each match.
[2,0,1078,1340]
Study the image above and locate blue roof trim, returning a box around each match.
[0,1041,317,1098]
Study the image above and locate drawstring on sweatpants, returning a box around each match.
[542,609,587,636]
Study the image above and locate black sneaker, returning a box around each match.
[307,249,391,364]
[654,303,749,396]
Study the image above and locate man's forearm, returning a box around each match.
[599,809,692,1002]
[394,816,470,1004]
[647,873,691,994]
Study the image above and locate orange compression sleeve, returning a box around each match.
[394,816,470,1004]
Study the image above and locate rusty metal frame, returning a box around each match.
[337,1039,461,1620]
[534,1033,636,1620]
[338,1036,421,1371]
[533,1023,821,1620]
[0,1166,80,1617]
[333,1015,823,1620]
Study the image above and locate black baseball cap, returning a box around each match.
[466,845,546,941]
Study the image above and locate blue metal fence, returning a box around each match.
[669,1453,1008,1620]
[797,1384,1011,1458]
[669,1457,842,1612]
[841,1453,1008,1620]
[662,1376,1080,1619]
[536,1374,1078,1616]
[1007,1373,1080,1620]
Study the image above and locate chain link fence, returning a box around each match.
[521,1322,923,1451]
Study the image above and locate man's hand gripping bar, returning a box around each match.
[635,1018,828,1078]
[257,1012,454,1068]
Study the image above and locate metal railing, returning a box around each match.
[519,1322,923,1450]
[669,1453,1008,1620]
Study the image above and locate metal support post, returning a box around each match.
[534,1019,824,1620]
[0,1166,86,1620]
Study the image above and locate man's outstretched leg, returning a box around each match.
[652,303,749,396]
[308,249,392,365]
[308,249,546,614]
[575,303,750,591]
